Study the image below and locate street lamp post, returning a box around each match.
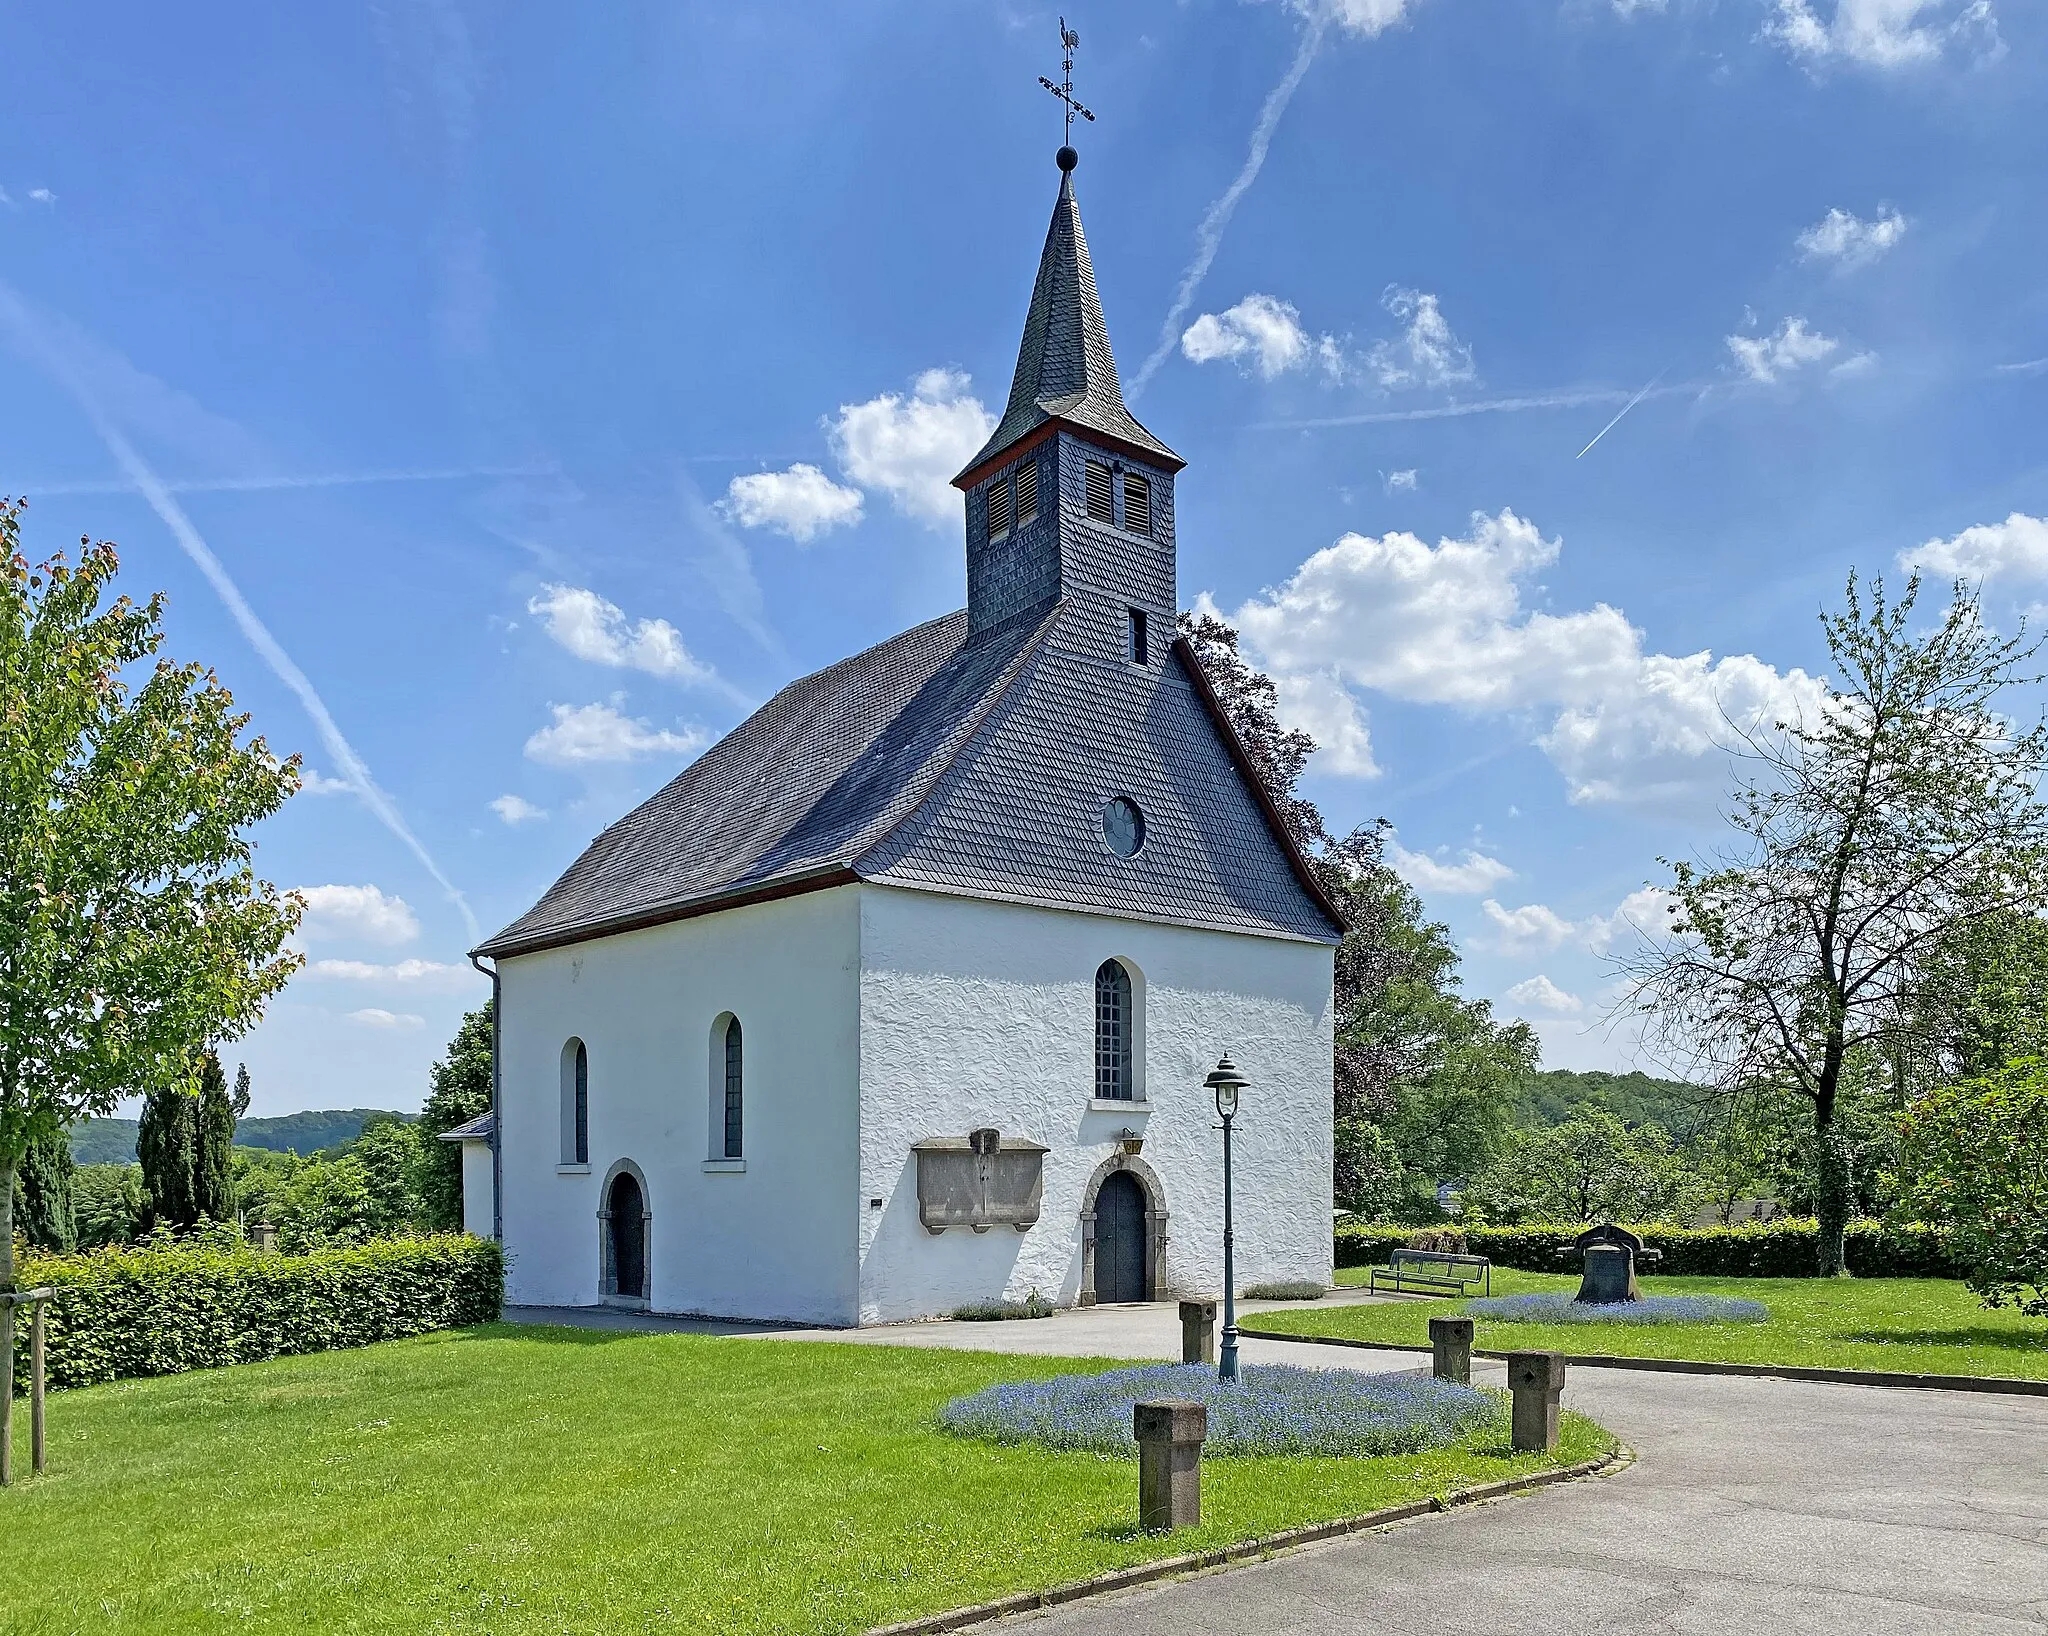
[1205,1055,1249,1383]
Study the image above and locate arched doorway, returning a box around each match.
[1093,1171,1147,1304]
[606,1170,646,1302]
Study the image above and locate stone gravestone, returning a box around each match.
[1429,1315,1474,1385]
[1571,1222,1661,1304]
[1133,1400,1206,1531]
[1507,1351,1565,1453]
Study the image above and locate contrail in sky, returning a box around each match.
[94,424,482,941]
[16,464,552,497]
[1252,384,1695,431]
[1130,19,1325,398]
[1575,368,1668,460]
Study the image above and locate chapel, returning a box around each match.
[465,146,1343,1324]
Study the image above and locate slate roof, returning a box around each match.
[954,165,1182,483]
[475,604,1343,959]
[436,1111,496,1143]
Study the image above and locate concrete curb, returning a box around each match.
[1238,1325,2048,1397]
[864,1445,1634,1636]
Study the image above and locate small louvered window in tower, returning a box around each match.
[1014,460,1039,526]
[1123,472,1153,537]
[987,475,1012,540]
[1128,608,1149,665]
[1084,459,1115,523]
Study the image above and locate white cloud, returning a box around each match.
[1899,512,2048,582]
[1505,975,1584,1014]
[1181,294,1327,380]
[1726,316,1840,384]
[1585,887,1681,954]
[1383,469,1419,493]
[346,1008,425,1031]
[1797,206,1909,268]
[1388,838,1513,895]
[27,188,54,205]
[524,701,707,767]
[1227,509,1825,809]
[490,793,548,825]
[528,585,715,686]
[299,769,354,796]
[1829,350,1880,380]
[1291,0,1429,35]
[1481,899,1581,951]
[1272,670,1379,777]
[294,884,419,946]
[828,368,994,529]
[718,463,864,543]
[307,958,483,991]
[1766,0,2001,68]
[1367,287,1475,391]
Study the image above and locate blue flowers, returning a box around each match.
[1466,1293,1770,1326]
[939,1362,1501,1458]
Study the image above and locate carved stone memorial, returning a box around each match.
[912,1128,1049,1234]
[1570,1221,1663,1304]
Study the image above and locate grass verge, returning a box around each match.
[1,1325,1611,1635]
[1261,1269,2048,1379]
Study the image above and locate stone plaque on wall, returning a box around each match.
[912,1128,1049,1234]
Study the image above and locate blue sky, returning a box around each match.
[4,0,2044,1116]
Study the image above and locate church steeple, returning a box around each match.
[954,151,1184,643]
[954,152,1182,486]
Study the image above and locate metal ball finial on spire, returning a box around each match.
[1038,17,1095,165]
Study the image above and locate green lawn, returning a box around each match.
[1,1326,1610,1635]
[1249,1268,2048,1380]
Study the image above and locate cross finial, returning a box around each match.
[1038,17,1095,167]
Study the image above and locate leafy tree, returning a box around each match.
[1622,576,2048,1274]
[193,1049,237,1223]
[275,1155,374,1251]
[1896,1058,2048,1315]
[72,1162,144,1248]
[12,1126,76,1252]
[1181,615,1537,1219]
[136,1077,199,1232]
[419,1000,493,1231]
[354,1116,425,1236]
[231,1062,252,1119]
[0,503,302,1287]
[1910,907,2048,1084]
[1467,1108,1698,1225]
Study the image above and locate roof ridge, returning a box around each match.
[848,602,1064,878]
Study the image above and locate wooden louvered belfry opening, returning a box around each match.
[988,472,1013,540]
[1014,459,1038,526]
[1084,458,1115,524]
[1122,472,1152,537]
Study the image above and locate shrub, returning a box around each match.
[1244,1279,1326,1301]
[1466,1293,1770,1326]
[940,1362,1501,1458]
[952,1290,1056,1321]
[1406,1227,1469,1255]
[12,1233,502,1392]
[1335,1219,1958,1278]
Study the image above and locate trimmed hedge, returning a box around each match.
[9,1234,503,1393]
[1335,1219,1960,1279]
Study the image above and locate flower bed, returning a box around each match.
[1466,1292,1769,1326]
[940,1362,1501,1458]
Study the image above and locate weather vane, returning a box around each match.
[1038,18,1095,157]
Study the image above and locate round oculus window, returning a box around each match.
[1101,796,1145,858]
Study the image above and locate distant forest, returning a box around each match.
[70,1108,410,1166]
[1508,1069,1710,1139]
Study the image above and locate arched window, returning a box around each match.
[721,1016,743,1159]
[562,1038,589,1165]
[1094,960,1133,1101]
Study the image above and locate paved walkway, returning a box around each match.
[504,1299,2048,1631]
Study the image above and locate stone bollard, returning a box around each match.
[250,1222,278,1254]
[1507,1351,1566,1453]
[1133,1400,1206,1531]
[1178,1299,1218,1365]
[1429,1316,1474,1385]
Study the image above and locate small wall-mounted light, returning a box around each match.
[1116,1127,1144,1156]
[868,1197,884,1210]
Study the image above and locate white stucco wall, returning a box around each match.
[495,886,862,1323]
[458,1139,494,1239]
[855,884,1334,1324]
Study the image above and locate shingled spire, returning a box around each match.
[955,153,1182,486]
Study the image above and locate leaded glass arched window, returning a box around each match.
[562,1037,589,1165]
[721,1016,743,1159]
[1094,960,1133,1101]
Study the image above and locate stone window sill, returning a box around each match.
[556,1164,591,1176]
[702,1158,747,1174]
[1088,1098,1150,1113]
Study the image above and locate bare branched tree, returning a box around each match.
[1620,574,2048,1274]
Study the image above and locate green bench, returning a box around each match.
[1367,1248,1492,1297]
